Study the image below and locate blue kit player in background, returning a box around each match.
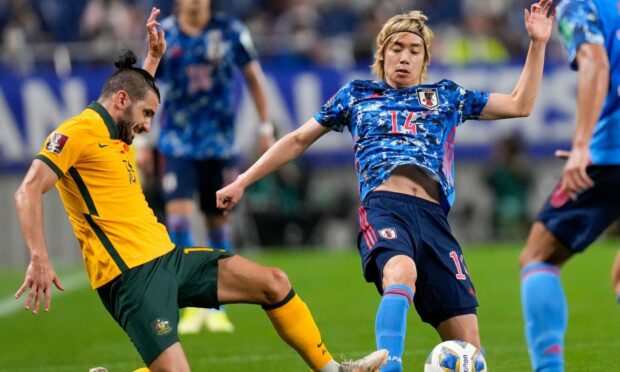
[519,1,620,371]
[217,2,555,370]
[146,0,276,334]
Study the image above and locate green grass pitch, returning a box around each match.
[0,241,618,371]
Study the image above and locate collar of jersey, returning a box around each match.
[87,101,119,139]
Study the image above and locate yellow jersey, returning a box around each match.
[37,101,174,289]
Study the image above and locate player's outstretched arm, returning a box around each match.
[216,118,330,212]
[14,160,65,314]
[143,7,166,77]
[480,0,555,120]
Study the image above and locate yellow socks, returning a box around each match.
[263,290,333,371]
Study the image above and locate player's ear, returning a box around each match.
[115,90,131,109]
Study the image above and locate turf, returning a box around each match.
[0,241,618,371]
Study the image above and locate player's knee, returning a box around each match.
[262,267,292,304]
[518,248,535,268]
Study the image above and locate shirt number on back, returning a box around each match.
[389,110,417,134]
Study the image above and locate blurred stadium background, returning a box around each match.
[0,0,618,370]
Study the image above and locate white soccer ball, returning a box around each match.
[424,340,487,372]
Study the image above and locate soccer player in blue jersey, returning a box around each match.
[216,1,555,370]
[519,1,620,370]
[151,0,276,333]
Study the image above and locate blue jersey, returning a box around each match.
[314,79,489,212]
[157,13,257,159]
[557,0,620,164]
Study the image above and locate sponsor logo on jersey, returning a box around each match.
[152,318,172,336]
[379,227,397,239]
[45,132,69,154]
[417,88,439,109]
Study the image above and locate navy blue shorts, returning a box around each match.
[358,191,478,327]
[161,156,238,215]
[537,165,620,252]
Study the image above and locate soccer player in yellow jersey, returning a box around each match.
[13,7,387,372]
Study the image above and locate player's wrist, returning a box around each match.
[258,122,274,137]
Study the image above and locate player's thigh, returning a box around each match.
[217,255,291,305]
[436,314,481,349]
[519,222,573,267]
[148,342,190,372]
[97,253,181,366]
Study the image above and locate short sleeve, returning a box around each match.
[36,125,90,179]
[232,20,258,68]
[557,0,605,70]
[445,80,489,123]
[313,83,353,133]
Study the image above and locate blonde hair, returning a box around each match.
[371,11,434,82]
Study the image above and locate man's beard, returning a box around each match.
[117,108,134,145]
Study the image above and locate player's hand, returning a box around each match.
[216,179,245,213]
[557,145,594,200]
[524,0,555,44]
[146,7,166,59]
[15,259,65,314]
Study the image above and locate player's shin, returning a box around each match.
[375,284,413,372]
[521,262,567,372]
[263,290,335,371]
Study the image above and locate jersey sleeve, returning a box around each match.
[313,82,353,133]
[231,20,258,68]
[557,0,605,70]
[36,123,90,179]
[446,80,489,123]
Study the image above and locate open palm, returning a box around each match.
[525,0,556,43]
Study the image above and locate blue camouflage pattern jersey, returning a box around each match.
[157,13,257,159]
[557,0,620,164]
[314,79,489,212]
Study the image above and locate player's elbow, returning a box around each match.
[14,185,29,211]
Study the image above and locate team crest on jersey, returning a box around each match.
[417,88,439,109]
[152,318,172,336]
[45,132,69,154]
[379,228,397,240]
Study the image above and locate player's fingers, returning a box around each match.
[524,9,530,23]
[577,167,594,188]
[147,7,160,23]
[14,281,29,299]
[53,276,65,291]
[555,149,570,159]
[44,288,52,312]
[24,285,39,310]
[32,287,44,314]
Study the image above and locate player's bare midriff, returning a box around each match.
[374,164,441,204]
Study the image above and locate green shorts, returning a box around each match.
[97,246,234,365]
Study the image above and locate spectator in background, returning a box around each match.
[0,0,49,74]
[434,5,509,65]
[140,0,276,335]
[485,133,532,240]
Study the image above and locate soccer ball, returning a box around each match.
[424,340,487,372]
